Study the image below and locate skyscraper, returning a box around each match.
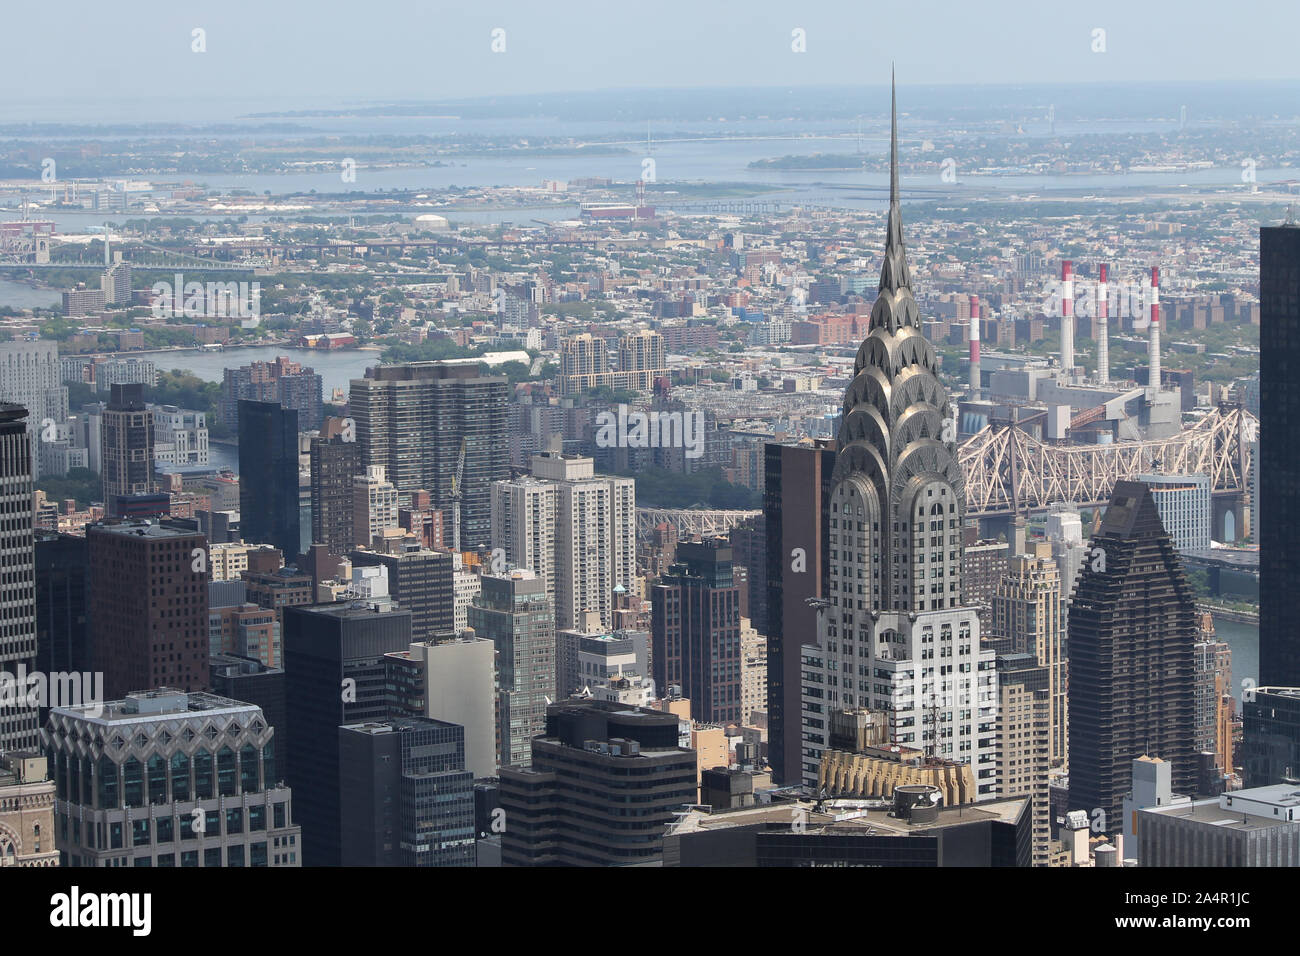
[43,689,302,868]
[35,531,90,725]
[994,653,1052,866]
[799,81,998,797]
[384,638,497,779]
[1068,480,1196,829]
[992,544,1066,767]
[283,601,413,866]
[1241,686,1300,788]
[87,519,210,700]
[762,438,836,784]
[349,547,455,643]
[309,418,362,558]
[0,341,67,480]
[338,717,475,867]
[220,357,323,431]
[498,699,696,866]
[468,569,555,769]
[351,465,400,549]
[1260,221,1300,688]
[0,404,37,753]
[349,362,507,549]
[101,383,155,515]
[491,453,635,632]
[651,538,742,725]
[238,400,301,562]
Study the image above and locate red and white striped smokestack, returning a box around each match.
[1096,263,1110,384]
[1148,266,1161,389]
[968,296,981,398]
[1060,260,1074,376]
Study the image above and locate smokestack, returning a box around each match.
[969,295,981,399]
[1149,266,1161,389]
[1060,260,1074,378]
[1096,264,1110,384]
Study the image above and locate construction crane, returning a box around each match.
[450,438,466,553]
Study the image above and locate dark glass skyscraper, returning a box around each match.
[239,399,301,562]
[35,531,90,726]
[1241,686,1300,788]
[283,602,413,866]
[1260,222,1300,688]
[338,716,475,867]
[1068,480,1196,828]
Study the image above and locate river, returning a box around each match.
[0,278,62,310]
[151,345,383,397]
[1212,614,1259,705]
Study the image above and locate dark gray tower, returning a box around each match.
[1068,480,1196,829]
[1260,222,1300,687]
[239,399,301,562]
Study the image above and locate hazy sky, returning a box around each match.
[7,0,1299,104]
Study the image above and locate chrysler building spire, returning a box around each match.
[879,67,911,295]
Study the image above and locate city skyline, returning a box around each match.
[0,1,1289,896]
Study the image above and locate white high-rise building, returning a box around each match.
[1045,503,1089,627]
[490,453,635,631]
[353,465,399,550]
[452,553,482,635]
[152,404,209,467]
[0,340,68,479]
[1137,472,1213,551]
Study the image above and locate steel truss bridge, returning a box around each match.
[636,507,760,540]
[957,404,1258,518]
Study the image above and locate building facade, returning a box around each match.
[43,689,302,867]
[349,362,507,550]
[1068,480,1197,829]
[651,539,743,725]
[468,570,555,770]
[87,520,210,700]
[101,384,155,514]
[798,92,999,799]
[1260,222,1300,687]
[238,400,301,562]
[338,717,475,867]
[498,700,696,866]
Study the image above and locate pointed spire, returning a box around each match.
[879,67,912,294]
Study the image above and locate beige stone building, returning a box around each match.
[740,618,767,726]
[993,543,1067,768]
[0,753,58,867]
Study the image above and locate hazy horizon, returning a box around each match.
[4,0,1298,107]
